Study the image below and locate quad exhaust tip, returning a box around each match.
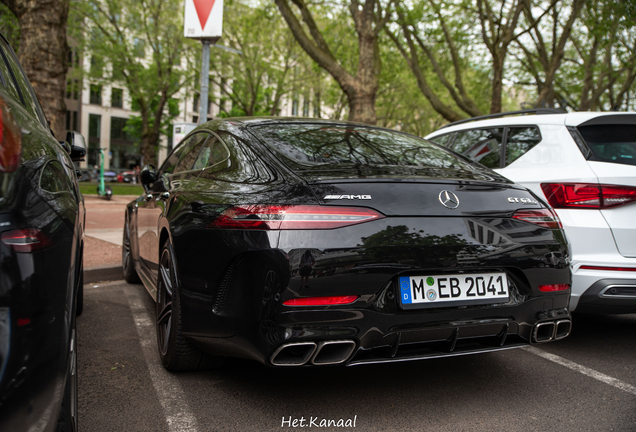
[270,342,317,366]
[311,340,356,365]
[270,340,356,366]
[533,319,572,343]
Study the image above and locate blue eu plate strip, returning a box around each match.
[399,277,411,304]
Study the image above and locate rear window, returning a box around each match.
[578,124,636,166]
[251,124,473,169]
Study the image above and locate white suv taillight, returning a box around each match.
[541,183,636,209]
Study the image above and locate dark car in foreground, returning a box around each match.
[124,117,571,371]
[0,34,84,431]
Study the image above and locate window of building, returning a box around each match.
[292,96,299,116]
[67,48,80,69]
[303,98,309,117]
[111,87,123,108]
[88,114,101,166]
[90,84,102,105]
[112,63,125,81]
[90,56,103,77]
[193,93,200,112]
[65,110,78,131]
[110,117,129,140]
[133,38,145,58]
[110,116,138,169]
[65,78,80,100]
[219,77,227,112]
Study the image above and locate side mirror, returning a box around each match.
[140,165,156,190]
[66,131,87,162]
[58,140,71,154]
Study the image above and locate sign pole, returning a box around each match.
[199,40,210,124]
[184,0,223,124]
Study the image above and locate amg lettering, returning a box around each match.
[324,195,372,200]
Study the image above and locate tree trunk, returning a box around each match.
[490,54,504,114]
[1,0,69,139]
[346,89,376,124]
[275,0,386,125]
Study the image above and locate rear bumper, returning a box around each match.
[190,297,571,367]
[573,278,636,314]
[571,265,636,311]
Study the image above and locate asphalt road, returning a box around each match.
[78,281,636,432]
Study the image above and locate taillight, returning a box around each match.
[207,205,384,230]
[283,295,359,306]
[512,209,562,229]
[579,265,636,272]
[1,228,52,252]
[538,284,570,292]
[0,97,22,173]
[541,183,636,209]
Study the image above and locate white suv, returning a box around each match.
[426,109,636,314]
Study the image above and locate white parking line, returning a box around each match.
[124,286,200,432]
[523,346,636,396]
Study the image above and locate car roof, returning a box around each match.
[426,111,636,137]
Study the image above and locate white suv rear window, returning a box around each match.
[578,124,636,166]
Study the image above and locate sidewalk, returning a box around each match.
[83,195,136,282]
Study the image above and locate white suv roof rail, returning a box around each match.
[440,108,567,129]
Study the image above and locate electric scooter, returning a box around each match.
[96,148,113,200]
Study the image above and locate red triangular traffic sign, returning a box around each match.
[193,0,216,30]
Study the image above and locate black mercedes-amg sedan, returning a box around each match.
[124,118,572,371]
[0,34,84,431]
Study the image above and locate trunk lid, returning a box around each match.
[305,177,543,217]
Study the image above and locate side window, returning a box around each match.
[40,161,73,194]
[195,134,231,173]
[505,126,541,165]
[452,128,504,169]
[174,133,210,173]
[199,133,274,183]
[0,37,46,125]
[429,133,454,147]
[160,141,188,175]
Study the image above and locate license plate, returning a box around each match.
[398,273,509,309]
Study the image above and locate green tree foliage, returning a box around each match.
[210,0,312,117]
[76,0,198,165]
[275,0,397,125]
[0,3,19,49]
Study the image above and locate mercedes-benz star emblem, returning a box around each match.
[439,190,460,209]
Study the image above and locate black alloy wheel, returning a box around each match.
[156,245,174,360]
[57,320,78,431]
[156,241,223,371]
[122,219,140,284]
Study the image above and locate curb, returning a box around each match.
[84,263,123,284]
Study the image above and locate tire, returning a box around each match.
[57,319,78,431]
[156,241,223,371]
[76,269,84,316]
[122,220,141,284]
